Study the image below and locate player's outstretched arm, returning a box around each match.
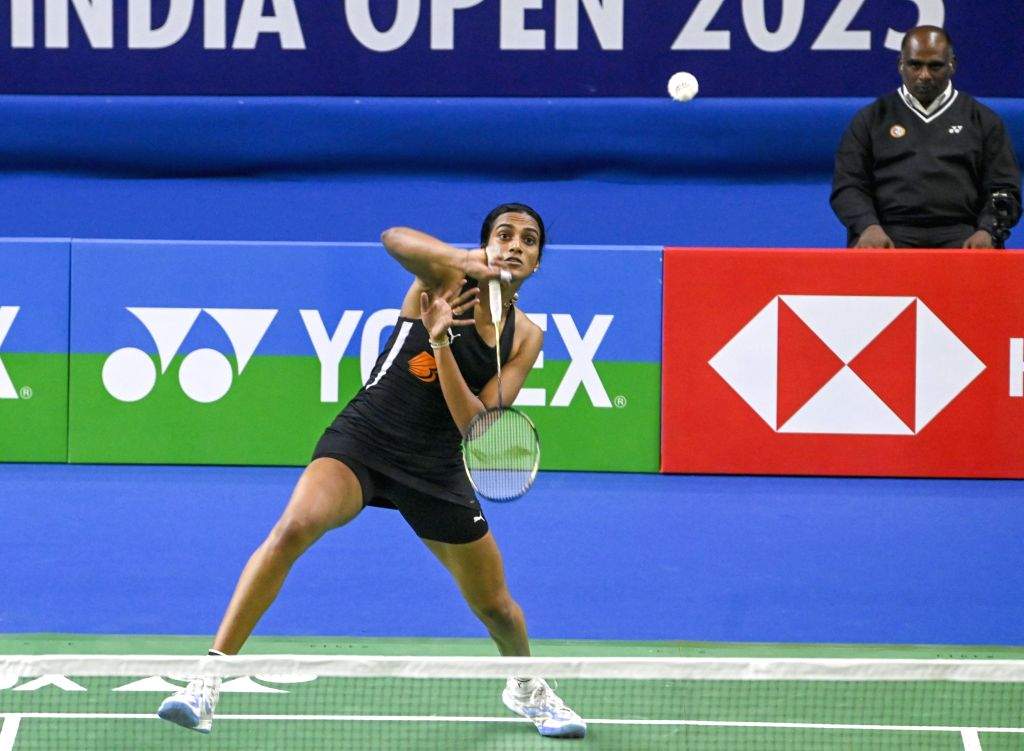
[381,227,504,287]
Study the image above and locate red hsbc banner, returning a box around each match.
[662,248,1024,478]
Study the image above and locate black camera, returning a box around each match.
[988,191,1018,248]
[991,191,1015,221]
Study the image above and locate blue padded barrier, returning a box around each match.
[0,173,856,248]
[0,97,1020,248]
[2,96,1021,178]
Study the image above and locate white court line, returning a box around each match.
[961,728,983,750]
[0,716,20,751]
[2,712,1022,736]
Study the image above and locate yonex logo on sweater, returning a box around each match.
[948,125,963,134]
[709,296,985,435]
[0,306,20,399]
[102,307,277,403]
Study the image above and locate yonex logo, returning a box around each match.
[303,310,615,408]
[948,125,963,134]
[102,307,277,403]
[709,296,985,435]
[516,313,614,408]
[103,307,614,408]
[0,306,20,399]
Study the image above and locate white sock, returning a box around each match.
[512,677,538,697]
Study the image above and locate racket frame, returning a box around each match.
[461,405,541,501]
[459,254,540,501]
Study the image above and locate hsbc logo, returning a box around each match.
[103,308,277,403]
[103,307,613,407]
[0,306,20,399]
[709,295,986,435]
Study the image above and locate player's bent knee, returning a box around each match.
[265,517,323,559]
[471,593,521,629]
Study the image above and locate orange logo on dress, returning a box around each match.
[890,124,907,139]
[408,351,438,383]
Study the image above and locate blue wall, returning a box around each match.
[0,97,1020,248]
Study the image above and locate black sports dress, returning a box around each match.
[313,311,516,512]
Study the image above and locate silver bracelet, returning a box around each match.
[429,335,451,350]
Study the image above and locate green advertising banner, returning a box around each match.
[0,240,70,462]
[69,241,661,471]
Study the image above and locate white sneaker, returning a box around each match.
[502,677,587,739]
[157,677,221,734]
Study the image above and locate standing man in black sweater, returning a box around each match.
[831,26,1021,249]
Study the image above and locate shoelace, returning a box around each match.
[529,681,570,716]
[183,678,217,705]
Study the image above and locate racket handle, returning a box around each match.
[488,278,502,324]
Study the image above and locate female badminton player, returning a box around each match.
[157,203,586,739]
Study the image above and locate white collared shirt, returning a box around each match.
[898,82,958,123]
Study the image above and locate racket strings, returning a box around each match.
[463,288,539,502]
[464,409,539,501]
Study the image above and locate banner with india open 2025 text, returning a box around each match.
[1,1,1019,97]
